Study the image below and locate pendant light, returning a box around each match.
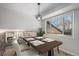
[36,3,42,21]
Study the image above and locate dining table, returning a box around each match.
[22,37,63,56]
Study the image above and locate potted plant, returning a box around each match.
[37,28,45,37]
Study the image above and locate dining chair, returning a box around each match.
[12,39,21,56]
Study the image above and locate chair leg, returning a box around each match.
[57,47,60,54]
[51,49,54,56]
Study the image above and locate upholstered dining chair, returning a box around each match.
[12,39,21,56]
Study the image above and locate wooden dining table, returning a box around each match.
[22,37,63,56]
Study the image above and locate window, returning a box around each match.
[63,13,72,35]
[46,11,73,35]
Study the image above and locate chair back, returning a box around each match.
[12,39,21,56]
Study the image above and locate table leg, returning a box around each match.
[48,49,54,56]
[48,50,51,56]
[27,43,30,46]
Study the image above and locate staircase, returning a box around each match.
[47,21,62,34]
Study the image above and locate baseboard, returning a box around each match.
[60,48,78,56]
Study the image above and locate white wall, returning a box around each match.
[42,8,79,55]
[0,7,40,31]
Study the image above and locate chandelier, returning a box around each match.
[36,3,42,21]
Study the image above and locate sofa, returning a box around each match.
[0,31,37,56]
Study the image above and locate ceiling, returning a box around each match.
[0,3,78,31]
[0,3,70,17]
